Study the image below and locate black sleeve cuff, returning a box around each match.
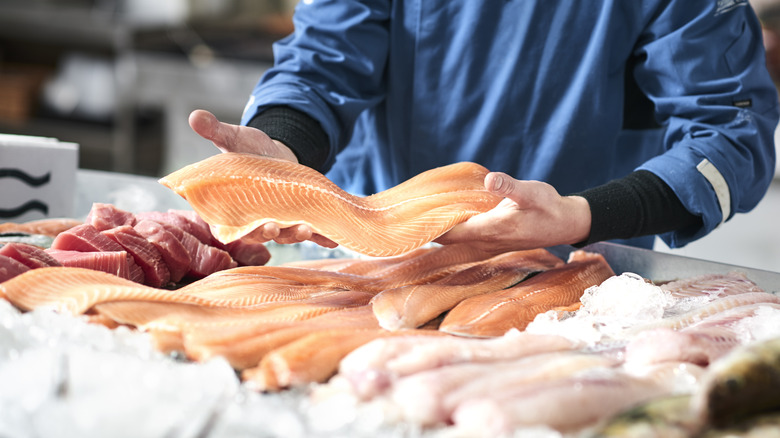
[246,106,332,171]
[572,170,702,246]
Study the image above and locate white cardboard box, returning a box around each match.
[0,134,79,222]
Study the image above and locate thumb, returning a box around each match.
[189,109,220,141]
[485,172,515,196]
[485,172,537,208]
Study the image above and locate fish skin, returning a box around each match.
[159,153,503,257]
[439,251,615,337]
[691,337,780,429]
[592,394,699,438]
[370,249,564,330]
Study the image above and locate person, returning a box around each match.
[189,0,779,254]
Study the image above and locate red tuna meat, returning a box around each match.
[133,219,191,283]
[46,249,130,280]
[0,254,31,283]
[85,203,137,231]
[103,225,171,287]
[51,224,144,284]
[0,243,62,269]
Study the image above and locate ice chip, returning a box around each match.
[733,305,780,343]
[580,272,673,320]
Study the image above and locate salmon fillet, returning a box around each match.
[438,251,615,337]
[159,153,502,257]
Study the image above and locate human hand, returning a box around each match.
[189,109,337,249]
[188,109,299,162]
[434,172,592,253]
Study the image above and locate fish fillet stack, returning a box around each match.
[1,242,600,391]
[4,155,780,436]
[317,271,780,436]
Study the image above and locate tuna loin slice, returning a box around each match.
[102,225,171,287]
[85,203,137,231]
[0,242,62,269]
[46,249,130,280]
[133,219,191,283]
[51,224,144,284]
[0,255,31,283]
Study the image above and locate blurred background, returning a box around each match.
[1,0,780,273]
[0,0,295,176]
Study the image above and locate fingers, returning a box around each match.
[248,222,338,248]
[189,109,242,154]
[189,110,220,142]
[485,172,555,210]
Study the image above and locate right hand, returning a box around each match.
[189,109,337,249]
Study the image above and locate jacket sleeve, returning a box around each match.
[634,1,779,248]
[240,0,390,171]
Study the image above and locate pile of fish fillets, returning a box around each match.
[4,210,780,436]
[0,203,270,286]
[312,271,780,437]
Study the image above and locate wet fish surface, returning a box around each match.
[159,153,503,257]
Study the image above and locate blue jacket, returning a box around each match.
[242,0,779,248]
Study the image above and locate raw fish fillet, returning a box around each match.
[451,368,669,434]
[371,249,564,330]
[133,219,191,283]
[85,203,136,231]
[661,271,765,298]
[0,218,82,237]
[159,153,503,257]
[625,303,780,367]
[386,351,618,426]
[624,291,780,335]
[338,330,579,400]
[245,328,447,391]
[439,250,615,337]
[0,254,30,284]
[0,242,61,269]
[625,326,742,367]
[93,288,374,331]
[51,223,145,283]
[0,267,212,314]
[184,305,381,369]
[46,249,130,279]
[103,225,171,287]
[1,265,363,315]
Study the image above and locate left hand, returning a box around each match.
[189,109,337,248]
[434,172,592,253]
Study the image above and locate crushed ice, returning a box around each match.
[526,273,676,344]
[0,299,419,438]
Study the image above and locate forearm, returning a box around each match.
[247,106,332,171]
[573,170,702,246]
